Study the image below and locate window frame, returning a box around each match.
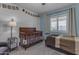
[50,13,68,34]
[57,14,68,32]
[50,16,58,32]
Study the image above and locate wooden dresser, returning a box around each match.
[45,36,55,47]
[60,37,75,54]
[60,37,79,54]
[45,35,79,54]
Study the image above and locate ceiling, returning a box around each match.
[15,3,73,14]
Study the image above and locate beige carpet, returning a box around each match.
[10,41,65,55]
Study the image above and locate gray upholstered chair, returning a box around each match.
[0,42,9,55]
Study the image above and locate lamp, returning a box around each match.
[41,3,46,5]
[9,19,16,38]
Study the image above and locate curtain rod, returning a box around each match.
[47,8,70,16]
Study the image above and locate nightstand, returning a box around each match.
[8,37,18,51]
[45,36,55,47]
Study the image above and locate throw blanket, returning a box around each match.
[55,35,63,48]
[55,36,61,48]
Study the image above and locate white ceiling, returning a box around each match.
[15,3,73,14]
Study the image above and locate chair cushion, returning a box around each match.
[0,47,8,54]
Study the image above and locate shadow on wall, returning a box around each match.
[0,29,19,42]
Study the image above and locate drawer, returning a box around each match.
[60,44,75,54]
[60,44,75,49]
[45,37,55,46]
[60,39,75,47]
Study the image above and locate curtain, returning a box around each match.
[68,8,77,36]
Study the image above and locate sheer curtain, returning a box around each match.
[68,8,77,36]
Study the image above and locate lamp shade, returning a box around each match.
[9,19,16,27]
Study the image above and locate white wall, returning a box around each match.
[0,4,40,42]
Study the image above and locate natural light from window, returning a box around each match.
[50,14,67,33]
[58,16,67,31]
[50,17,57,31]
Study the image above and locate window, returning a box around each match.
[50,14,67,33]
[58,16,67,32]
[50,17,57,31]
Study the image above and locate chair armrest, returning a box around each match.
[0,42,8,47]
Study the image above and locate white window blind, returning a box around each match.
[58,15,67,32]
[50,13,68,33]
[50,17,57,31]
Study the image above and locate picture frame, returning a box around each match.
[25,11,27,13]
[16,6,19,10]
[12,6,16,10]
[2,4,6,8]
[22,9,25,12]
[8,5,11,9]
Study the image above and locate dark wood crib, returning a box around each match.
[19,27,43,49]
